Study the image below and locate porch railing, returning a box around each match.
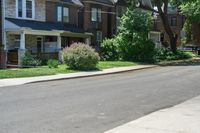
[7,50,18,65]
[32,52,59,61]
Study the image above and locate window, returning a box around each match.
[171,16,177,26]
[26,0,33,18]
[91,8,101,22]
[57,6,69,23]
[14,35,20,49]
[91,8,97,21]
[63,7,69,23]
[16,0,35,19]
[57,6,62,22]
[18,0,23,17]
[96,31,102,43]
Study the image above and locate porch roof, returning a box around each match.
[6,18,87,34]
[62,0,83,7]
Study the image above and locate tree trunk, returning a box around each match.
[170,35,178,54]
[159,13,177,53]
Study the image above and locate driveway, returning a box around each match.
[0,65,200,133]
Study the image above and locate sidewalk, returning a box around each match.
[0,65,156,87]
[105,96,200,133]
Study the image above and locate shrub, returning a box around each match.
[47,59,59,68]
[62,43,100,70]
[22,51,42,67]
[154,48,195,62]
[113,7,155,62]
[117,36,156,62]
[100,38,119,61]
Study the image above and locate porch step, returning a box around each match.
[6,64,19,68]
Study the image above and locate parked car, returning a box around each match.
[182,44,199,51]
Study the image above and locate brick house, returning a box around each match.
[3,0,92,66]
[79,0,127,49]
[0,0,6,69]
[0,0,2,45]
[150,5,185,48]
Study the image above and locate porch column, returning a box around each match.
[85,37,91,45]
[57,36,62,61]
[18,32,26,66]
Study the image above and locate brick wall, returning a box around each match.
[154,13,184,46]
[191,23,200,46]
[0,0,6,69]
[0,0,2,45]
[5,0,46,21]
[46,1,79,26]
[82,1,116,45]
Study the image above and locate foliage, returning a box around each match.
[22,51,42,67]
[183,19,193,43]
[62,43,100,70]
[100,38,120,61]
[179,0,200,23]
[116,8,155,62]
[47,59,59,68]
[154,48,195,62]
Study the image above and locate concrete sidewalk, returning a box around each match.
[105,96,200,133]
[0,65,156,87]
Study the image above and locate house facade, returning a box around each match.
[79,0,126,50]
[1,0,127,67]
[0,0,6,69]
[150,5,185,47]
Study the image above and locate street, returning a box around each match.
[0,65,200,133]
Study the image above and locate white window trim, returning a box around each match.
[63,7,69,23]
[16,0,35,20]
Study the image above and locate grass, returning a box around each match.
[0,61,138,79]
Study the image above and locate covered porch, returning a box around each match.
[4,18,92,66]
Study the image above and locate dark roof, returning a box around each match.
[6,18,86,33]
[81,0,114,5]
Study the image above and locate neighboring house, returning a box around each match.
[4,0,92,66]
[0,0,6,69]
[0,0,2,45]
[79,0,127,49]
[150,5,185,47]
[189,23,200,46]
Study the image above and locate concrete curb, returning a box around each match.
[0,65,157,87]
[28,65,158,84]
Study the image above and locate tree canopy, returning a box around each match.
[179,0,200,23]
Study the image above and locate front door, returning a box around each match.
[37,37,43,54]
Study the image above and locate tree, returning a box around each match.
[116,8,155,62]
[132,0,179,53]
[175,0,200,23]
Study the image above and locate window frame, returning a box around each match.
[170,16,177,26]
[57,6,70,23]
[57,6,62,22]
[63,7,69,23]
[16,0,35,19]
[91,7,102,22]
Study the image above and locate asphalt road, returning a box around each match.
[0,65,200,133]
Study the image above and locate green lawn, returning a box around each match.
[0,61,138,79]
